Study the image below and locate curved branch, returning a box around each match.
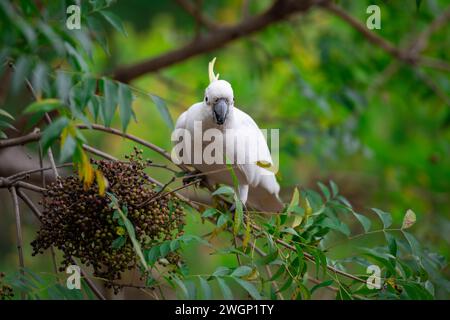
[323,3,450,71]
[0,128,41,148]
[114,0,326,82]
[175,0,218,30]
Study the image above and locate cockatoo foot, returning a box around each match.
[182,170,206,186]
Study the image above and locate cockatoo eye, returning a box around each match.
[205,96,208,103]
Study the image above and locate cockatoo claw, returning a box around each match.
[182,170,205,186]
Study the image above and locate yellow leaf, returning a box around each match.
[304,197,313,217]
[59,124,76,149]
[292,216,303,228]
[243,268,259,281]
[95,169,109,196]
[80,152,94,189]
[256,160,278,173]
[60,127,69,148]
[402,209,416,229]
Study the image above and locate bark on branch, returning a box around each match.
[114,0,326,82]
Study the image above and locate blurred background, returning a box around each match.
[0,0,449,298]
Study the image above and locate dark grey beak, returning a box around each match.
[213,98,229,125]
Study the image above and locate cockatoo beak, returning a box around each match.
[213,98,229,125]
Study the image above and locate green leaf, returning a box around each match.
[317,182,330,200]
[111,236,126,249]
[59,134,76,162]
[102,78,118,127]
[287,187,299,213]
[199,277,212,299]
[212,185,235,196]
[118,83,133,132]
[371,208,392,229]
[233,196,243,235]
[216,213,229,227]
[65,42,88,71]
[278,276,293,293]
[0,108,14,120]
[282,227,300,237]
[216,277,233,300]
[270,265,286,281]
[202,208,217,218]
[108,195,148,271]
[336,285,353,300]
[403,283,433,300]
[99,10,128,37]
[262,249,279,265]
[39,22,64,54]
[150,94,174,130]
[41,117,69,151]
[86,16,110,55]
[213,267,230,277]
[12,56,30,94]
[402,231,422,256]
[172,275,188,299]
[147,246,160,265]
[185,280,197,299]
[353,212,371,233]
[402,209,416,229]
[24,99,62,114]
[170,239,180,251]
[320,217,350,236]
[160,241,170,257]
[56,71,71,103]
[311,279,334,294]
[32,63,48,96]
[311,249,327,278]
[234,278,261,300]
[329,180,339,197]
[231,266,252,278]
[384,232,398,256]
[0,120,17,131]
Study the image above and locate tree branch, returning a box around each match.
[323,3,450,72]
[10,187,25,274]
[0,128,41,148]
[114,0,326,82]
[175,0,218,31]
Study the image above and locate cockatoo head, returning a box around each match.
[204,58,234,126]
[204,80,234,125]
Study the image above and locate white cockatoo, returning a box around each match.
[172,58,283,213]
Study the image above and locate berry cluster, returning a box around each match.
[0,272,14,300]
[31,148,186,288]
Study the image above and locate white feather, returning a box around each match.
[173,79,283,213]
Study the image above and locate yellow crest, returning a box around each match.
[208,57,220,83]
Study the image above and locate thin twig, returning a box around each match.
[0,127,41,148]
[16,189,42,219]
[175,0,218,30]
[75,261,107,300]
[77,124,189,171]
[7,163,73,182]
[137,178,201,208]
[323,2,450,72]
[83,144,117,161]
[9,187,25,274]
